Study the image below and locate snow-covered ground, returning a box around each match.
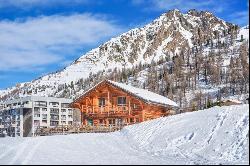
[0,105,249,165]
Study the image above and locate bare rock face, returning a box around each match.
[0,9,244,100]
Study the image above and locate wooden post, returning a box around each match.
[85,100,88,114]
[142,109,145,122]
[128,98,131,115]
[108,91,110,116]
[105,119,108,127]
[81,104,85,125]
[92,97,94,114]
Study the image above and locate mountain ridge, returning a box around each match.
[0,9,249,108]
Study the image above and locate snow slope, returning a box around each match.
[0,104,249,165]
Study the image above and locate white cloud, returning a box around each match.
[152,0,215,11]
[0,0,91,9]
[132,0,248,26]
[0,13,125,71]
[133,0,228,13]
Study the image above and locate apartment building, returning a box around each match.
[0,96,75,137]
[0,102,4,137]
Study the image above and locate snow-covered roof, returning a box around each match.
[222,99,242,104]
[72,80,178,107]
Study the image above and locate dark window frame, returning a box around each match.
[98,98,106,107]
[117,97,126,106]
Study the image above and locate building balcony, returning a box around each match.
[50,112,59,115]
[11,123,17,127]
[83,105,140,118]
[22,103,32,108]
[50,118,59,121]
[34,116,40,120]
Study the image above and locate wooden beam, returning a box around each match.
[92,97,94,114]
[108,90,110,116]
[142,105,147,122]
[128,97,131,115]
[86,99,88,114]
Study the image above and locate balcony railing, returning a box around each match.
[83,105,139,118]
[50,111,59,115]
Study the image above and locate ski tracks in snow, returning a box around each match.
[8,139,33,165]
[220,111,249,162]
[207,110,228,144]
[4,137,47,165]
[21,137,47,165]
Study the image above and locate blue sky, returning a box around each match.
[0,0,249,90]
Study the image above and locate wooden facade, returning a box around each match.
[70,80,176,127]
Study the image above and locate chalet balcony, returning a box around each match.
[83,105,139,118]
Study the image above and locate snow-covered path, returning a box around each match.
[0,105,249,165]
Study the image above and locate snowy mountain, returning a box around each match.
[0,9,249,106]
[0,104,248,164]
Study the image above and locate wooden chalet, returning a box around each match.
[70,80,178,127]
[220,99,242,106]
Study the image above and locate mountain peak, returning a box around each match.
[162,9,181,16]
[187,9,214,17]
[0,9,247,102]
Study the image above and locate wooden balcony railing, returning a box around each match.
[83,105,138,118]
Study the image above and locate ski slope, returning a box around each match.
[0,104,249,165]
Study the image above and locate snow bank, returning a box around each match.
[121,104,249,165]
[0,105,249,165]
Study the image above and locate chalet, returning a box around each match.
[70,80,178,127]
[220,99,242,106]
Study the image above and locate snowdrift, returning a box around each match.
[0,104,249,165]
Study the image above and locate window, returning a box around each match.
[50,115,59,120]
[133,104,138,109]
[49,102,59,106]
[34,108,40,117]
[61,121,66,125]
[50,121,59,126]
[34,107,40,112]
[50,108,59,114]
[61,115,66,120]
[61,103,69,108]
[99,98,105,107]
[61,109,66,113]
[34,120,40,126]
[118,97,126,105]
[68,115,73,119]
[42,120,47,124]
[42,114,47,120]
[68,109,73,115]
[34,101,47,107]
[42,108,47,112]
[34,114,40,118]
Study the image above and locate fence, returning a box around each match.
[34,124,126,136]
